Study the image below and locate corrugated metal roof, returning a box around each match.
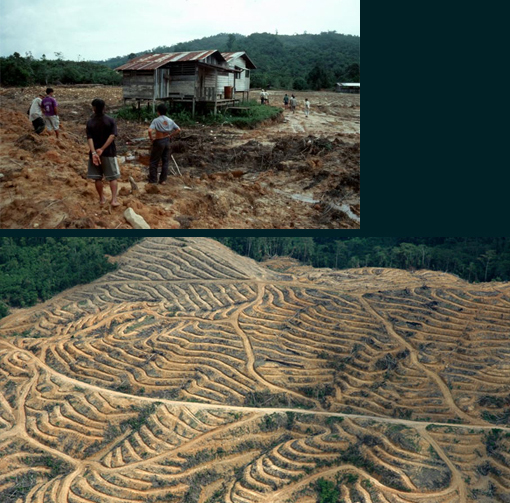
[338,82,360,87]
[222,52,244,62]
[116,50,225,71]
[221,52,257,69]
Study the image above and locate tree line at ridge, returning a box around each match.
[0,237,141,318]
[101,32,360,90]
[214,237,510,283]
[1,32,359,90]
[0,52,122,87]
[1,237,508,320]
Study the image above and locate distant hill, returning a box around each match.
[97,31,360,90]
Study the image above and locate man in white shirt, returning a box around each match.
[304,98,310,117]
[290,95,297,113]
[148,104,181,184]
[29,93,45,134]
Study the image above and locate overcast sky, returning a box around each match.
[0,0,359,61]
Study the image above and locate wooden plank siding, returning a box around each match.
[119,52,248,114]
[122,72,154,99]
[231,56,250,92]
[217,73,232,95]
[122,64,222,101]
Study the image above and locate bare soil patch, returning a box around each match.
[0,86,359,228]
[1,238,510,502]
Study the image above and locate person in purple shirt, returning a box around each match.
[41,87,59,138]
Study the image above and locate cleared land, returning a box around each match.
[0,87,359,229]
[1,238,509,502]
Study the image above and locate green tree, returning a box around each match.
[227,34,236,51]
[0,52,34,85]
[292,77,307,90]
[307,64,332,90]
[479,250,496,282]
[345,62,360,81]
[315,478,339,503]
[0,238,141,311]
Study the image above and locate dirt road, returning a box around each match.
[0,86,359,229]
[2,238,510,502]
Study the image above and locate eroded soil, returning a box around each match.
[0,86,360,229]
[1,238,510,502]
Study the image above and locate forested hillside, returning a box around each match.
[0,238,141,317]
[0,52,121,87]
[2,238,508,321]
[99,31,360,90]
[215,237,510,283]
[1,32,359,89]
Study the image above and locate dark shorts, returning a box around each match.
[87,156,121,181]
[32,117,45,134]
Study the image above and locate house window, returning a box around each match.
[245,70,250,78]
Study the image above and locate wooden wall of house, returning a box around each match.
[167,75,195,96]
[217,73,233,93]
[236,71,250,92]
[155,69,170,99]
[166,63,196,97]
[121,63,228,101]
[195,67,219,101]
[232,56,250,92]
[206,71,220,100]
[122,72,154,99]
[219,56,251,94]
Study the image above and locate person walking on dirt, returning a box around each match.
[304,98,310,117]
[290,94,297,113]
[41,88,59,138]
[28,93,45,134]
[86,98,120,207]
[283,93,289,109]
[148,103,181,185]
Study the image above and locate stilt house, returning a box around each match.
[115,50,241,114]
[220,52,257,101]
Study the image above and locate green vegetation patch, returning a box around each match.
[214,237,510,283]
[114,100,281,128]
[313,478,340,503]
[121,403,159,432]
[0,471,40,503]
[0,52,121,86]
[21,455,72,478]
[0,237,142,318]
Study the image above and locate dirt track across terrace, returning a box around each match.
[0,86,359,229]
[2,238,510,502]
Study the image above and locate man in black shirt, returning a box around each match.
[86,99,120,207]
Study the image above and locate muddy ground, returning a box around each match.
[0,86,360,229]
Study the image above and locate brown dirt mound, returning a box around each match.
[15,133,49,153]
[1,86,360,228]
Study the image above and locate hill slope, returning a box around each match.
[99,31,360,89]
[0,238,509,502]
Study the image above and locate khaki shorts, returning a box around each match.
[87,156,121,181]
[44,115,60,131]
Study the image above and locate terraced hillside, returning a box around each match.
[1,238,510,503]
